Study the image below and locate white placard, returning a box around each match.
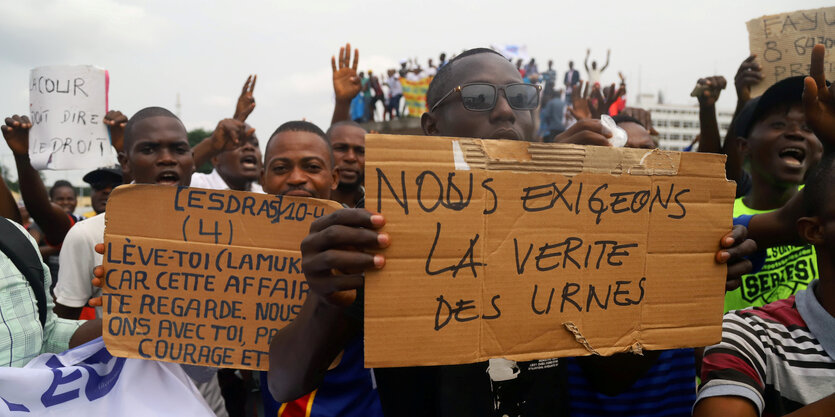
[0,338,213,416]
[28,65,113,170]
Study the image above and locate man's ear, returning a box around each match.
[738,137,749,156]
[117,152,130,179]
[797,216,824,246]
[210,155,219,168]
[331,167,338,190]
[421,112,439,136]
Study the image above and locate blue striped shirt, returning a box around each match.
[565,349,696,417]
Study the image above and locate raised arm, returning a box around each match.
[722,56,764,183]
[803,44,835,154]
[694,76,727,154]
[103,110,128,154]
[1,115,72,245]
[234,74,257,122]
[732,55,763,116]
[268,209,387,402]
[601,49,610,72]
[330,43,361,125]
[191,75,258,169]
[192,119,255,169]
[584,48,590,73]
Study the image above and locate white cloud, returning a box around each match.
[203,95,234,108]
[282,69,332,95]
[0,0,167,64]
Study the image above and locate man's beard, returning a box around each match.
[337,178,363,191]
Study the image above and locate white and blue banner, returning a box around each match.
[490,44,530,60]
[0,338,212,416]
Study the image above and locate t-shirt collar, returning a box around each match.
[797,279,835,359]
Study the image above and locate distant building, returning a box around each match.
[634,93,733,151]
[634,92,733,152]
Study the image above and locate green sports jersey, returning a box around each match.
[725,198,818,312]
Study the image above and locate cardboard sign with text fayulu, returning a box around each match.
[747,7,835,98]
[365,135,735,367]
[102,185,342,370]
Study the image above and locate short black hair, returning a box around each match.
[803,152,835,217]
[325,121,366,142]
[49,180,76,199]
[123,107,183,152]
[267,120,334,167]
[612,114,646,129]
[426,48,505,110]
[739,76,807,139]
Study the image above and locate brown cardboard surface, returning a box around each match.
[102,185,342,370]
[747,7,835,97]
[364,135,735,367]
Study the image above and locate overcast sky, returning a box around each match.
[0,0,828,185]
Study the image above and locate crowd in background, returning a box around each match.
[0,32,834,417]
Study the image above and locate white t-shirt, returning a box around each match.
[386,76,403,96]
[190,169,264,193]
[54,213,105,313]
[54,206,232,416]
[588,68,602,86]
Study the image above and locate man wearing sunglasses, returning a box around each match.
[421,48,613,146]
[269,48,752,416]
[270,48,590,417]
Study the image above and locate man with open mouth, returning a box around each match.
[190,123,264,194]
[725,76,824,313]
[53,107,229,416]
[268,48,755,417]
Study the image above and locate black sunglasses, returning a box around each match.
[430,83,542,112]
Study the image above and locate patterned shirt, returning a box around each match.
[698,280,835,416]
[725,198,817,312]
[565,349,696,417]
[261,336,384,417]
[0,219,83,367]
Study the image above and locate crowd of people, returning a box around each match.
[0,37,833,417]
[346,49,448,123]
[350,46,618,134]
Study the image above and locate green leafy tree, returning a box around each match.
[187,128,213,174]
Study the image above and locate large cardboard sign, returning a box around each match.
[365,135,735,367]
[102,185,342,370]
[747,7,835,97]
[28,65,113,170]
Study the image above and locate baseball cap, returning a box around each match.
[736,75,828,138]
[82,166,123,189]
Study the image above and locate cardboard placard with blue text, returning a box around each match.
[365,134,735,367]
[28,65,115,170]
[102,185,342,370]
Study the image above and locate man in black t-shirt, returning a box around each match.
[270,47,761,417]
[268,48,629,417]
